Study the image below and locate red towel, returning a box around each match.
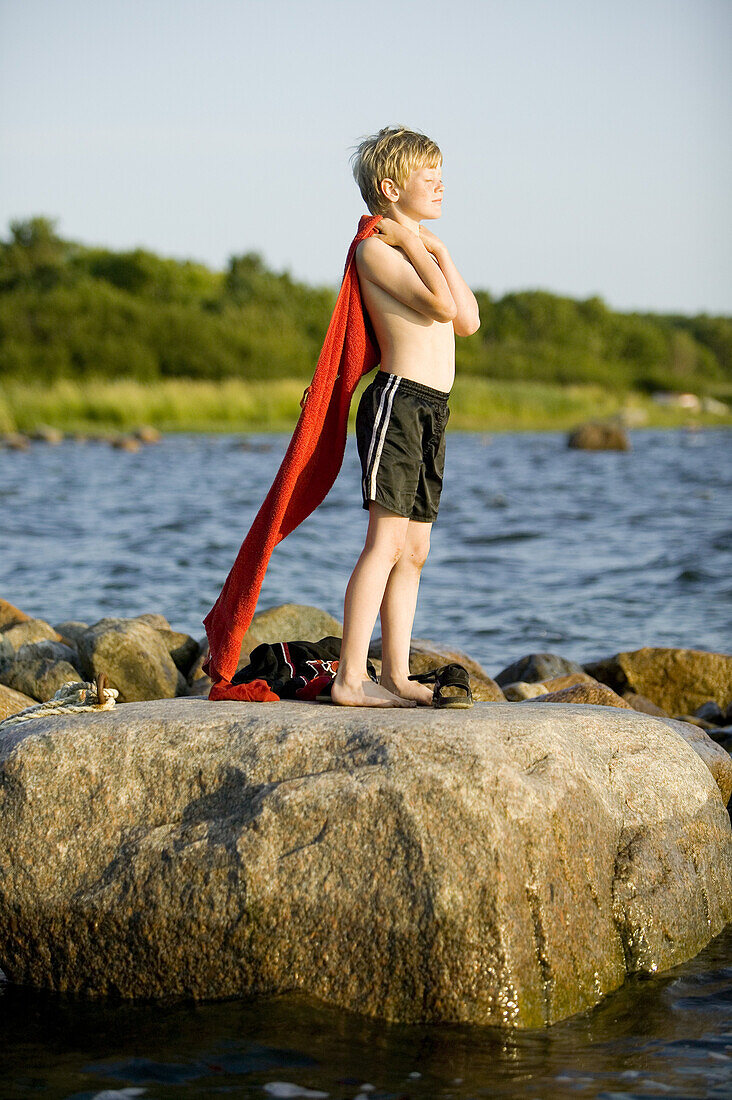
[208,678,280,703]
[202,213,382,686]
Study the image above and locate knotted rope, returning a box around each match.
[0,673,118,729]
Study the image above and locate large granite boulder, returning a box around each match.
[0,699,730,1029]
[583,647,732,715]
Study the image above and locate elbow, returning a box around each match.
[453,309,481,338]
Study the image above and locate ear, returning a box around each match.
[379,177,399,204]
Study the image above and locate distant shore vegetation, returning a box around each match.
[1,216,730,432]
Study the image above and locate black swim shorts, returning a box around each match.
[355,370,451,523]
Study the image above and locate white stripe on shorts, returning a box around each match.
[366,374,401,501]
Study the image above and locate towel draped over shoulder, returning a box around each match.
[202,214,382,685]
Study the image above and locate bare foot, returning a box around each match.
[380,674,435,706]
[331,674,417,708]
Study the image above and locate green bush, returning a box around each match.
[0,216,729,397]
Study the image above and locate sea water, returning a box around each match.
[0,427,730,1098]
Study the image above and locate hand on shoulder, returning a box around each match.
[370,217,407,249]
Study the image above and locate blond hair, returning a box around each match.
[350,126,442,215]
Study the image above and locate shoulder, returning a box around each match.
[355,235,401,277]
[356,236,385,261]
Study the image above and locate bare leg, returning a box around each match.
[379,519,434,705]
[331,502,417,707]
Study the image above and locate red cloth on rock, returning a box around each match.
[208,678,280,703]
[203,214,382,686]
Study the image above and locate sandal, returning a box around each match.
[407,662,474,709]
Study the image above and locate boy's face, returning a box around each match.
[387,162,444,221]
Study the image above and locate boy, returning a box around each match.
[330,126,480,708]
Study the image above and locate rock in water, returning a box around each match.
[0,699,729,1028]
[567,421,630,450]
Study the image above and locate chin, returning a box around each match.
[424,206,443,220]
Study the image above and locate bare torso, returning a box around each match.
[356,243,455,393]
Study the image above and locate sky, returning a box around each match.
[1,0,730,315]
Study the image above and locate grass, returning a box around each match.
[1,375,730,435]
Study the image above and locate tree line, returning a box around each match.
[1,216,729,394]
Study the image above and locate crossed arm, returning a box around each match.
[356,220,480,337]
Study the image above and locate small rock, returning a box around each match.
[503,672,596,700]
[0,637,12,672]
[524,683,632,708]
[16,640,78,665]
[567,421,630,450]
[0,619,62,651]
[708,726,732,753]
[187,675,212,697]
[54,621,90,647]
[502,680,553,701]
[694,701,726,725]
[622,692,669,717]
[188,639,209,681]
[494,652,586,688]
[674,714,718,731]
[30,425,64,444]
[157,630,200,676]
[0,599,31,631]
[2,433,30,451]
[110,435,141,452]
[0,655,81,702]
[237,438,274,452]
[0,683,37,721]
[134,426,161,444]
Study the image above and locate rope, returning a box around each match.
[0,673,118,729]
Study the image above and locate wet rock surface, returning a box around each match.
[0,698,729,1029]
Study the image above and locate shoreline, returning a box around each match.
[1,376,731,436]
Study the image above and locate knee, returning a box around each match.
[405,532,431,571]
[367,532,407,567]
